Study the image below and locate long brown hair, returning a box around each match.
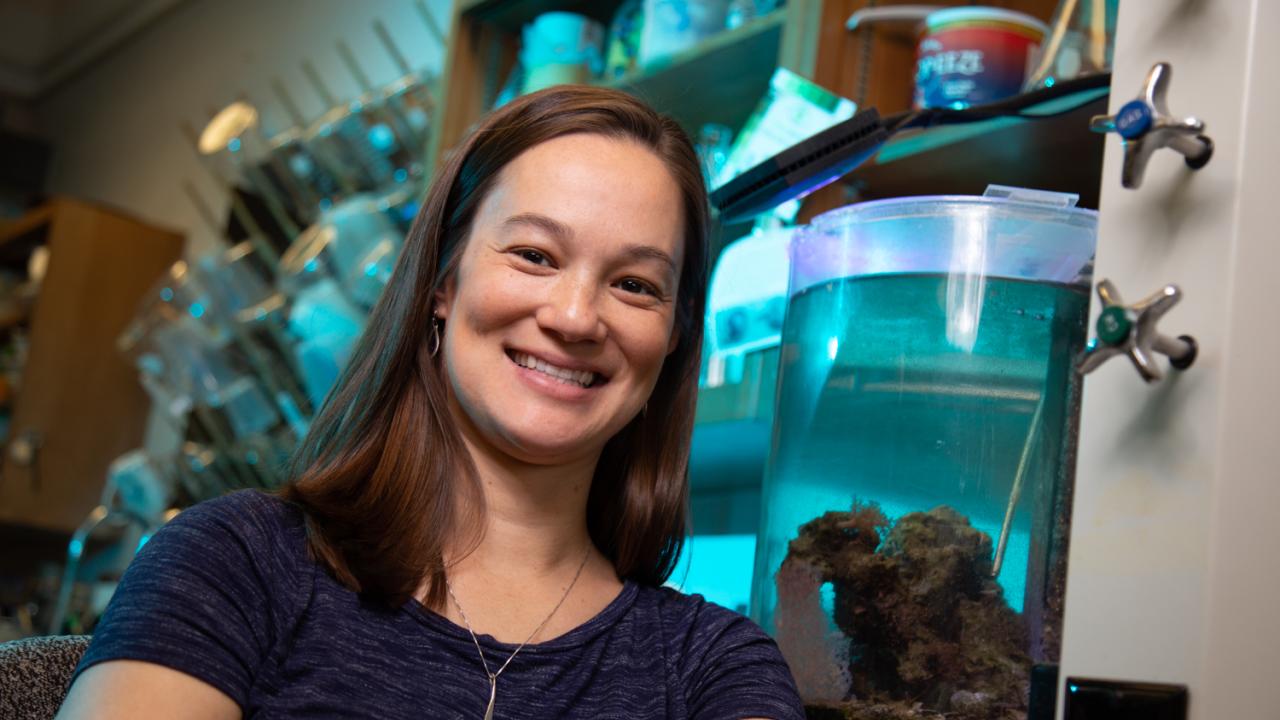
[281,85,710,609]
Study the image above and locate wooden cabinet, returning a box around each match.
[0,198,184,535]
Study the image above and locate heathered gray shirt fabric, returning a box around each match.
[74,490,805,719]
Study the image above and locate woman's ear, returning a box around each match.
[433,276,454,320]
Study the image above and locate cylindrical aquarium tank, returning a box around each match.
[753,189,1096,720]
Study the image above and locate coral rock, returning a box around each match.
[777,501,1030,719]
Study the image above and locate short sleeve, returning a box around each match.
[73,490,310,709]
[672,594,806,720]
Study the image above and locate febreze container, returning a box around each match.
[915,7,1048,109]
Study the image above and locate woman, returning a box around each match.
[58,86,803,719]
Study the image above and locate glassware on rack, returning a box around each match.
[303,98,424,195]
[199,102,328,228]
[278,195,405,407]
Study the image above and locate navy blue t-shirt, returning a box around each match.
[74,490,804,719]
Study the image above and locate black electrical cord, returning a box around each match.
[884,72,1112,134]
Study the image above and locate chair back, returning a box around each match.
[0,635,92,720]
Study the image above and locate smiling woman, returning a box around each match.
[438,133,685,468]
[56,86,804,720]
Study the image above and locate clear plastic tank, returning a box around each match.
[752,189,1096,719]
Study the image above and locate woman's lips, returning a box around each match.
[506,350,607,388]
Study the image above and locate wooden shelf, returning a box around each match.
[0,198,184,535]
[0,204,52,247]
[601,10,787,133]
[843,88,1111,209]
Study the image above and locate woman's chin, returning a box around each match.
[492,423,610,466]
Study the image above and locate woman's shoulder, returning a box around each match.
[632,584,805,718]
[183,487,302,523]
[74,490,317,708]
[177,488,305,537]
[155,489,311,575]
[634,583,770,648]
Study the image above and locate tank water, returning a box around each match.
[753,191,1096,718]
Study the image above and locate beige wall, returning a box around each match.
[34,0,450,257]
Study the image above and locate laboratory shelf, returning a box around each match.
[600,10,788,135]
[846,87,1110,209]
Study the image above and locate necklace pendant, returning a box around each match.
[484,675,496,720]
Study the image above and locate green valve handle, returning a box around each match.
[1078,279,1198,383]
[1096,306,1133,346]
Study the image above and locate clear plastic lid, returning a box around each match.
[790,190,1097,298]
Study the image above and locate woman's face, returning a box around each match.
[436,133,685,466]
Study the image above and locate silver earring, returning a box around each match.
[428,316,442,357]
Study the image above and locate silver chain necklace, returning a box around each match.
[444,544,592,720]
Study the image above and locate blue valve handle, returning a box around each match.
[1089,63,1213,188]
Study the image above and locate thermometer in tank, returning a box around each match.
[992,392,1046,578]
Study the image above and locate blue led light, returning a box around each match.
[393,168,408,184]
[189,302,206,319]
[1044,76,1056,88]
[227,138,241,153]
[368,123,395,151]
[304,258,319,273]
[365,262,378,277]
[160,287,174,302]
[1069,684,1079,693]
[69,539,83,557]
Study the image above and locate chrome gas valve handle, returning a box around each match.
[1078,279,1198,383]
[1090,62,1214,189]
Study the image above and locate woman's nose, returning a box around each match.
[536,276,606,343]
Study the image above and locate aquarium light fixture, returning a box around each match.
[710,73,1112,224]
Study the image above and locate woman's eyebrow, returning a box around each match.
[503,212,573,240]
[621,244,677,276]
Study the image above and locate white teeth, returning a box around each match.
[512,352,598,388]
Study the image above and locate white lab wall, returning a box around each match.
[1199,0,1280,716]
[1058,0,1280,717]
[34,0,451,258]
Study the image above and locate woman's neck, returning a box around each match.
[425,434,623,642]
[447,431,602,581]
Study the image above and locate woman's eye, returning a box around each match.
[618,278,657,296]
[516,249,551,266]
